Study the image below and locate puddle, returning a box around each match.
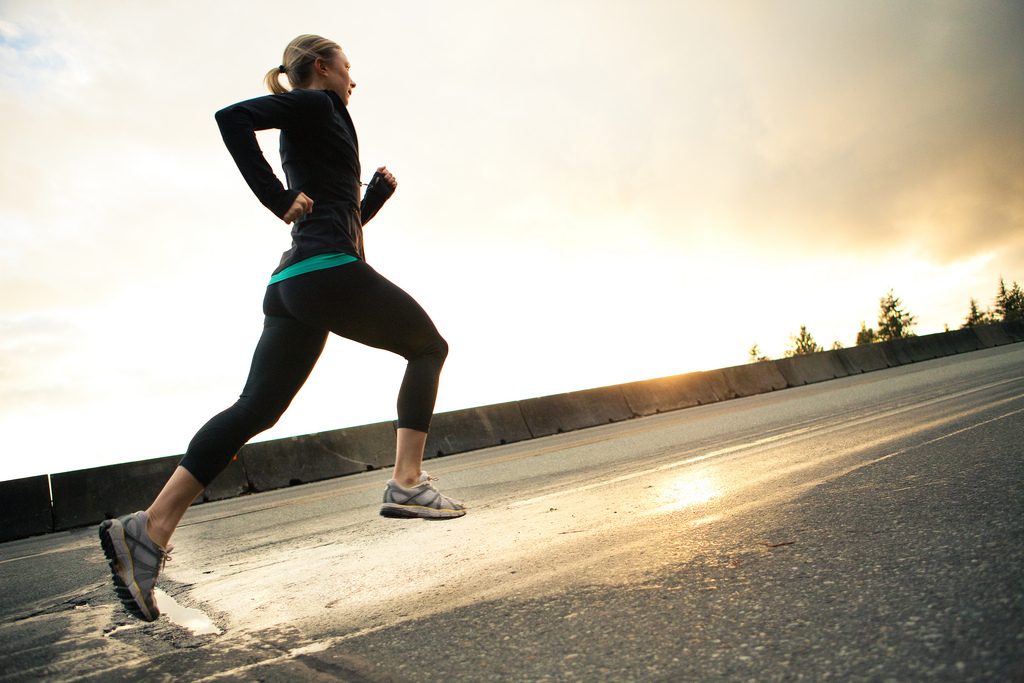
[153,588,222,635]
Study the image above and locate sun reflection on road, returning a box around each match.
[654,473,721,512]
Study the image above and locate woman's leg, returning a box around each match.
[102,296,328,620]
[279,262,450,489]
[145,467,205,548]
[151,312,328,546]
[394,427,428,487]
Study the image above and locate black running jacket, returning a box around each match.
[215,88,394,273]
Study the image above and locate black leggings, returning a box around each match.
[179,260,448,487]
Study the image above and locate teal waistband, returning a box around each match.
[268,252,359,285]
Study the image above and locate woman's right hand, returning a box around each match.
[283,192,314,224]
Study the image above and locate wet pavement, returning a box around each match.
[2,346,1023,682]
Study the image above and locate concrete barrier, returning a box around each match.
[0,475,52,542]
[884,337,926,364]
[518,385,635,438]
[887,333,952,364]
[50,455,180,531]
[919,330,967,357]
[240,420,396,492]
[972,323,1013,347]
[943,328,985,354]
[1003,319,1024,343]
[774,350,851,387]
[704,362,787,400]
[619,371,720,416]
[424,402,533,458]
[881,338,915,365]
[835,343,900,374]
[200,457,251,503]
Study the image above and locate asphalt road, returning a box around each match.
[2,345,1023,682]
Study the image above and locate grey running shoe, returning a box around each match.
[98,510,172,622]
[380,472,466,519]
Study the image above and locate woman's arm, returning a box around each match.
[214,90,332,221]
[360,166,397,225]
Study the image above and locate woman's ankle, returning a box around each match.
[393,470,421,488]
[144,510,173,548]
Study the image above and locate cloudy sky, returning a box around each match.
[1,0,1022,482]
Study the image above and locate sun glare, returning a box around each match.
[654,472,722,513]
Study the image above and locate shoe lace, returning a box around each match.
[157,544,174,572]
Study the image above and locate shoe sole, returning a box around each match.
[380,503,466,519]
[98,519,160,622]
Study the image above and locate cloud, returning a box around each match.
[0,313,87,411]
[727,1,1024,255]
[356,1,1024,267]
[5,1,1020,272]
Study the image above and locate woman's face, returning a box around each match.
[323,49,355,104]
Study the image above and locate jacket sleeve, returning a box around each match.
[214,90,332,219]
[359,171,396,225]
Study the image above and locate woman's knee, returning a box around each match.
[250,409,283,435]
[421,331,448,366]
[432,334,449,363]
[404,331,448,367]
[234,399,289,435]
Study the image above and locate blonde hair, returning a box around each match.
[264,34,341,94]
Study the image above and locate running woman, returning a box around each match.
[99,34,465,623]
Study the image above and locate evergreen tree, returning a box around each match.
[994,277,1024,321]
[962,297,995,328]
[855,320,878,345]
[876,289,917,341]
[784,325,824,357]
[747,343,770,363]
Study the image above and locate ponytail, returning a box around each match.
[264,34,341,94]
[263,65,289,95]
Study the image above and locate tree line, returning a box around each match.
[748,276,1024,363]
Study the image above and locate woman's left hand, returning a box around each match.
[376,166,398,190]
